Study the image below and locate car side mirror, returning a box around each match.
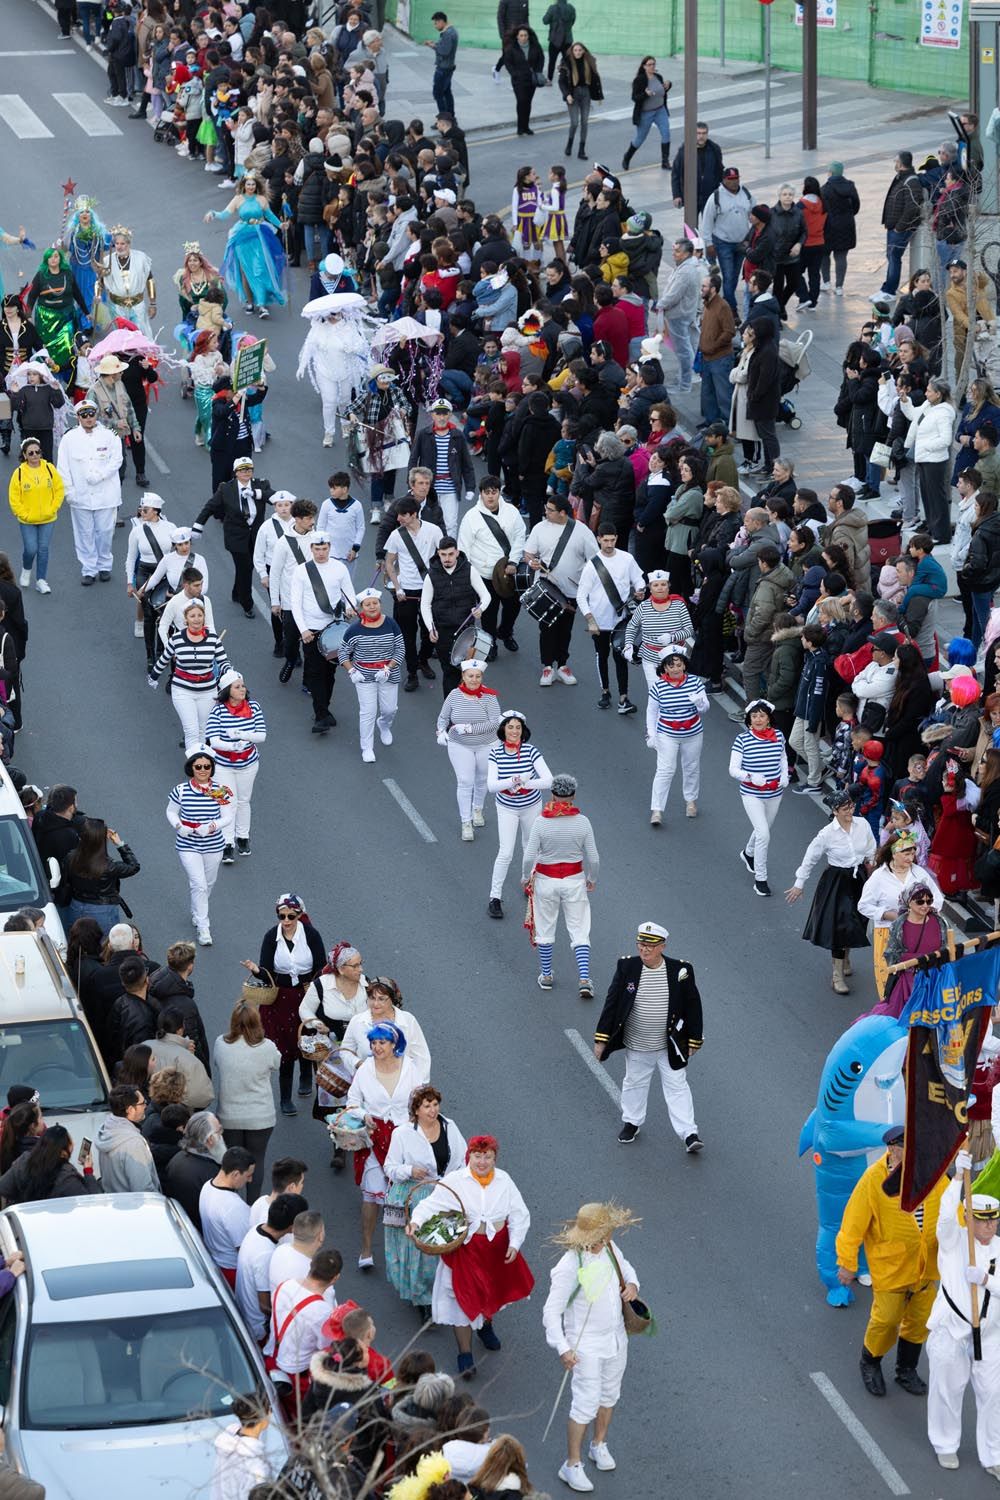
[47,857,61,890]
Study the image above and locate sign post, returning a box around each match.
[683,0,698,234]
[764,0,773,159]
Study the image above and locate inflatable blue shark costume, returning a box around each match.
[799,1014,907,1306]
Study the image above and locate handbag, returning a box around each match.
[859,700,886,733]
[242,967,279,1006]
[869,441,893,469]
[607,1245,655,1336]
[975,835,1000,885]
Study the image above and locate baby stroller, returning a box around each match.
[777,328,812,428]
[153,113,182,145]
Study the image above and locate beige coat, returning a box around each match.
[148,1032,215,1110]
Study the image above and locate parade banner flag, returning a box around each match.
[899,947,999,1211]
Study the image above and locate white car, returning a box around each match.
[0,762,65,947]
[0,1195,288,1497]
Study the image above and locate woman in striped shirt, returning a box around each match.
[646,647,709,827]
[339,588,406,764]
[486,710,553,919]
[729,697,788,898]
[436,657,502,841]
[205,669,267,863]
[165,746,235,946]
[625,572,694,692]
[149,600,230,752]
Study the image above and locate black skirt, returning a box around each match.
[802,865,870,952]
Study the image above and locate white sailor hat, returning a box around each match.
[139,492,165,511]
[429,397,453,413]
[233,457,254,471]
[218,669,244,692]
[637,920,669,944]
[460,657,487,672]
[658,643,689,661]
[647,569,671,582]
[356,588,383,601]
[972,1195,1000,1220]
[75,397,99,414]
[269,489,296,505]
[170,527,194,544]
[309,531,331,545]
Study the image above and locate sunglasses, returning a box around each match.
[191,762,212,771]
[911,895,933,905]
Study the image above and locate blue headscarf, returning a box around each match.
[367,1022,406,1057]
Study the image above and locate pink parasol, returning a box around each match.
[90,324,162,360]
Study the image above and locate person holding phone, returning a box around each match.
[0,1124,101,1204]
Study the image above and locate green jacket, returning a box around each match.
[766,623,804,711]
[744,562,794,644]
[707,441,739,490]
[664,483,705,556]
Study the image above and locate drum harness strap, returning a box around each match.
[396,526,429,579]
[306,560,345,620]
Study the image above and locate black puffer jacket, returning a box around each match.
[746,325,780,421]
[579,456,635,536]
[845,366,885,458]
[961,512,1000,592]
[892,288,941,358]
[621,230,663,299]
[296,151,329,226]
[821,175,861,252]
[769,202,806,265]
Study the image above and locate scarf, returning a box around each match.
[470,1169,495,1187]
[651,595,684,607]
[362,615,386,628]
[459,683,484,697]
[542,800,579,818]
[226,698,252,719]
[751,727,778,742]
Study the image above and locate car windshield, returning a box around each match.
[0,817,45,910]
[23,1306,262,1430]
[0,1020,107,1111]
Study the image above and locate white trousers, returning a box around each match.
[438,485,459,537]
[532,871,591,946]
[621,1048,697,1138]
[447,740,490,823]
[651,733,702,810]
[740,792,783,881]
[490,801,541,899]
[569,1344,629,1424]
[927,1325,1000,1466]
[217,759,259,839]
[641,659,658,692]
[177,846,224,928]
[69,504,117,576]
[316,369,346,438]
[172,686,213,753]
[355,681,399,754]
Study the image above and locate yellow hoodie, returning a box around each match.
[8,460,65,526]
[836,1153,946,1290]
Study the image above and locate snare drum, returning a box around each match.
[450,622,496,666]
[513,560,534,595]
[319,619,349,660]
[522,575,568,628]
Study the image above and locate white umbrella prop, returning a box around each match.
[301,291,367,319]
[370,316,443,350]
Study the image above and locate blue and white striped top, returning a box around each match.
[166,780,233,852]
[338,618,406,684]
[649,675,706,738]
[205,699,267,768]
[626,597,694,659]
[486,741,553,809]
[152,630,230,689]
[433,431,455,493]
[730,729,787,799]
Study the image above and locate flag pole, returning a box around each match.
[946,925,985,1359]
[884,928,1000,977]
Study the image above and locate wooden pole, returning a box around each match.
[964,1166,983,1360]
[883,928,1000,977]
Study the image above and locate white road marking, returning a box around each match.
[809,1372,910,1495]
[565,1028,621,1110]
[0,49,76,56]
[52,92,122,136]
[382,778,437,843]
[0,94,53,139]
[144,439,170,476]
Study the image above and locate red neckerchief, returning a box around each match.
[665,673,687,686]
[542,800,579,818]
[751,727,778,742]
[185,629,206,641]
[459,684,498,697]
[504,738,523,754]
[362,615,385,628]
[651,596,684,608]
[226,699,252,720]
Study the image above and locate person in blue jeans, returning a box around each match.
[8,438,65,595]
[698,273,735,426]
[622,56,671,172]
[425,12,458,119]
[878,151,926,300]
[77,0,99,43]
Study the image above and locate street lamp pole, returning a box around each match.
[683,0,698,231]
[803,0,818,149]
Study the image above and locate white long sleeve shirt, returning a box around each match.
[542,1241,639,1357]
[253,512,292,582]
[457,499,527,575]
[317,498,366,561]
[346,1056,422,1125]
[857,862,944,928]
[927,1176,1000,1343]
[420,563,490,633]
[794,817,876,887]
[342,1006,431,1085]
[290,557,356,634]
[409,1165,530,1250]
[268,528,314,610]
[125,515,175,583]
[56,423,123,511]
[383,1117,467,1183]
[145,549,210,596]
[576,550,645,631]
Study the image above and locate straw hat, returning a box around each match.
[553,1202,640,1248]
[96,354,127,376]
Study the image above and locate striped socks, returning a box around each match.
[537,943,554,977]
[574,945,591,983]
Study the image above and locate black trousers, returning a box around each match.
[280,609,302,665]
[107,58,127,98]
[435,638,462,697]
[278,1058,313,1104]
[521,475,547,529]
[593,629,629,694]
[539,606,575,667]
[513,83,535,134]
[303,637,337,719]
[118,434,146,482]
[228,550,254,610]
[547,42,563,78]
[482,580,521,642]
[394,590,433,675]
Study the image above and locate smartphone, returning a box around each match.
[78,1137,92,1165]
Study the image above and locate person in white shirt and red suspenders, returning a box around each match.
[264,1247,342,1421]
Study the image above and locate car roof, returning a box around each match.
[6,1195,220,1322]
[0,762,27,822]
[0,931,80,1021]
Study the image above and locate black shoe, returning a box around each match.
[477,1320,501,1351]
[502,635,519,652]
[488,897,504,919]
[272,643,284,658]
[739,847,755,875]
[81,575,95,586]
[617,698,638,716]
[564,137,574,157]
[280,1099,297,1116]
[279,662,295,683]
[135,474,149,487]
[597,690,612,709]
[330,1146,346,1170]
[222,844,235,865]
[418,660,435,680]
[577,146,587,159]
[236,837,251,857]
[403,674,418,692]
[242,607,255,620]
[311,714,336,733]
[754,879,772,897]
[860,1349,887,1397]
[297,1080,313,1097]
[617,1122,639,1144]
[98,570,111,581]
[894,1339,927,1395]
[706,680,724,693]
[685,1133,704,1153]
[894,1365,927,1395]
[486,642,498,662]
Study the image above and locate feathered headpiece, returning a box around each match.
[387,1452,452,1500]
[183,240,202,256]
[73,195,98,213]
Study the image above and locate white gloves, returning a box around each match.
[436,730,448,747]
[454,722,472,735]
[645,735,654,749]
[691,691,710,715]
[464,489,475,501]
[375,667,391,682]
[966,1264,989,1285]
[147,674,158,689]
[955,1149,974,1175]
[349,670,364,685]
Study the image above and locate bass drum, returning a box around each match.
[522,575,568,629]
[319,619,349,660]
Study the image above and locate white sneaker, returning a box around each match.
[472,807,485,827]
[370,507,382,525]
[219,178,235,188]
[936,1454,959,1470]
[19,569,30,587]
[35,580,51,595]
[461,822,474,841]
[539,666,555,687]
[133,621,144,638]
[834,286,844,297]
[361,748,376,763]
[197,927,213,946]
[588,1443,616,1472]
[378,726,393,745]
[205,161,223,172]
[558,1463,593,1493]
[323,431,334,447]
[556,665,577,685]
[357,1254,375,1270]
[194,433,204,446]
[820,279,831,292]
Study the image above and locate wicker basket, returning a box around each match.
[297,1023,332,1065]
[406,1179,470,1257]
[315,1046,360,1101]
[242,967,278,1006]
[327,1106,371,1152]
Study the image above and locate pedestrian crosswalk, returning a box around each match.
[0,90,121,138]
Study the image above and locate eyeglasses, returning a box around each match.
[911,895,934,905]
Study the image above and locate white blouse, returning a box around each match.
[543,1241,640,1357]
[410,1165,530,1249]
[346,1056,422,1126]
[794,818,876,887]
[857,863,944,929]
[298,971,370,1026]
[342,1007,431,1084]
[384,1117,467,1183]
[272,923,312,985]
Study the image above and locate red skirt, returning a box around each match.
[445,1225,535,1323]
[353,1115,395,1187]
[261,983,306,1062]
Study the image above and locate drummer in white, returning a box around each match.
[253,489,295,659]
[269,499,317,684]
[523,495,598,689]
[576,524,644,715]
[289,533,356,735]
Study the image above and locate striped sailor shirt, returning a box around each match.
[487,741,553,809]
[730,730,788,799]
[338,617,406,684]
[205,699,268,767]
[625,597,694,660]
[152,629,230,689]
[649,675,706,738]
[166,780,232,852]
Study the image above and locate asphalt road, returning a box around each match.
[0,7,992,1496]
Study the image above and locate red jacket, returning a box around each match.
[593,305,630,368]
[799,194,827,248]
[833,630,906,684]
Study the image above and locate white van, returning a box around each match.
[0,931,112,1174]
[0,764,65,949]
